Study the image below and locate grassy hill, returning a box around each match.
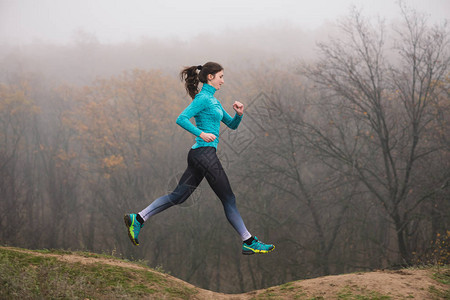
[1,246,448,299]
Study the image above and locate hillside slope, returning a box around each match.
[1,246,448,299]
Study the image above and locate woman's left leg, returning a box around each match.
[200,149,275,254]
[200,149,251,241]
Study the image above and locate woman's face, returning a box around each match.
[207,70,224,90]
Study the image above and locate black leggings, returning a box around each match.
[138,147,251,240]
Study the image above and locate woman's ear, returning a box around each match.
[207,74,215,81]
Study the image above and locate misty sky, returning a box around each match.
[1,0,449,44]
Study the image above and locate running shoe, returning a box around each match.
[242,236,275,255]
[124,214,143,246]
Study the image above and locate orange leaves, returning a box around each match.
[102,155,124,175]
[0,82,39,119]
[413,231,450,266]
[61,68,186,178]
[0,79,40,157]
[56,149,77,162]
[55,149,78,169]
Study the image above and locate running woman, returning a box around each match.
[124,62,274,255]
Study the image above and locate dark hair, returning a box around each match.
[180,62,223,99]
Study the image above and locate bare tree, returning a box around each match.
[301,6,449,264]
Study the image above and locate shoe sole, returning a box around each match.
[123,214,139,246]
[242,245,275,255]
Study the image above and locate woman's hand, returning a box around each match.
[199,132,216,143]
[233,101,244,116]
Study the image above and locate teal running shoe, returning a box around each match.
[242,236,275,255]
[124,214,143,246]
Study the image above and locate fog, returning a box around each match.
[1,0,448,82]
[0,23,320,84]
[1,0,449,44]
[1,0,449,295]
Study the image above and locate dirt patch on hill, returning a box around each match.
[246,268,449,299]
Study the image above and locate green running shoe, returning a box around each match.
[242,236,275,255]
[124,214,143,246]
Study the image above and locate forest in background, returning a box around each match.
[1,6,449,293]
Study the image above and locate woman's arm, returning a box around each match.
[221,101,244,129]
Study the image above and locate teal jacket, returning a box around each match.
[176,83,243,149]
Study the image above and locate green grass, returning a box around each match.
[433,268,450,285]
[336,285,391,300]
[280,281,295,291]
[35,248,125,261]
[428,285,450,299]
[0,247,197,299]
[34,248,73,255]
[429,267,450,299]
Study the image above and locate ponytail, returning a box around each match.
[180,62,223,99]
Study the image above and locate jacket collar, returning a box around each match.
[201,83,216,95]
